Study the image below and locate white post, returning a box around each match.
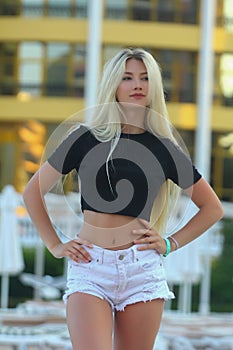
[194,0,216,315]
[85,0,103,118]
[34,240,45,300]
[1,275,9,309]
[0,186,24,309]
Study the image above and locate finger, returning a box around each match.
[68,252,90,264]
[69,250,91,263]
[132,229,151,235]
[68,244,92,262]
[137,244,153,250]
[68,253,80,263]
[72,239,93,252]
[77,247,92,262]
[74,238,93,248]
[138,218,151,229]
[133,236,154,245]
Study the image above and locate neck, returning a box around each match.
[121,124,145,134]
[119,104,146,133]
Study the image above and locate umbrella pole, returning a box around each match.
[1,274,9,309]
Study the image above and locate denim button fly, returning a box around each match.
[118,254,124,260]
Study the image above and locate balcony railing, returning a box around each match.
[0,2,201,24]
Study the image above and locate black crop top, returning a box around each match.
[48,125,201,220]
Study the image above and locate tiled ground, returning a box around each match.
[0,309,233,350]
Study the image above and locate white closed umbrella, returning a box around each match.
[0,185,24,308]
[164,197,203,313]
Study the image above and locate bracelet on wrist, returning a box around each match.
[168,236,179,250]
[163,238,171,257]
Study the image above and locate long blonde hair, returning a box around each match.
[86,48,180,234]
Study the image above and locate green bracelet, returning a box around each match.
[163,238,171,257]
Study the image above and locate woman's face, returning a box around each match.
[116,58,149,107]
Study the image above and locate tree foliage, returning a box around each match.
[211,219,233,312]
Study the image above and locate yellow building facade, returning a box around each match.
[0,0,232,199]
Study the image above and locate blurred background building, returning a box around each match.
[0,0,232,199]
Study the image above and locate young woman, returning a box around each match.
[23,48,223,350]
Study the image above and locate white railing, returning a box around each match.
[3,187,84,248]
[0,185,232,309]
[0,185,84,306]
[0,185,230,252]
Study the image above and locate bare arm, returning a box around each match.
[23,161,92,262]
[23,161,63,252]
[133,178,224,254]
[169,177,224,250]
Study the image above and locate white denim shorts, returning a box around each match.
[63,244,174,311]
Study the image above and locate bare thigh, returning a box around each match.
[114,299,165,350]
[66,292,113,350]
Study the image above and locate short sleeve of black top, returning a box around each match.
[48,125,202,220]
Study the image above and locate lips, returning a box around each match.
[130,94,145,98]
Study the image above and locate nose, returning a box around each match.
[133,78,142,90]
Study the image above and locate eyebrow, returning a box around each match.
[124,71,148,75]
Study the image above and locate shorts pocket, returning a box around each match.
[68,260,93,280]
[138,251,166,283]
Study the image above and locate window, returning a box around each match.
[220,54,233,106]
[177,51,196,102]
[214,53,233,106]
[157,0,175,22]
[46,43,70,96]
[177,129,195,155]
[19,42,43,96]
[0,43,17,95]
[0,126,21,190]
[0,0,19,16]
[16,42,87,97]
[72,45,86,97]
[213,132,233,201]
[154,50,196,103]
[103,46,123,62]
[222,0,233,31]
[132,0,151,21]
[20,0,88,18]
[48,0,71,17]
[179,0,198,24]
[156,0,199,24]
[105,0,127,19]
[74,0,88,18]
[21,0,43,17]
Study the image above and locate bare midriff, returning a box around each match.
[78,210,146,250]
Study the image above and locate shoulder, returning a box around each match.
[67,124,90,138]
[63,124,95,145]
[155,135,188,158]
[142,131,174,153]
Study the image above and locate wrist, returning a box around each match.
[168,236,179,252]
[49,241,63,257]
[162,238,171,257]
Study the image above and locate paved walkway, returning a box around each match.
[0,306,232,349]
[156,312,233,349]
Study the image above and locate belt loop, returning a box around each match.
[96,247,104,264]
[100,249,104,264]
[134,245,139,262]
[132,246,136,263]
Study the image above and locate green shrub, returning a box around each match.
[210,219,233,312]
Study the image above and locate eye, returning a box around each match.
[122,76,131,81]
[142,76,149,81]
